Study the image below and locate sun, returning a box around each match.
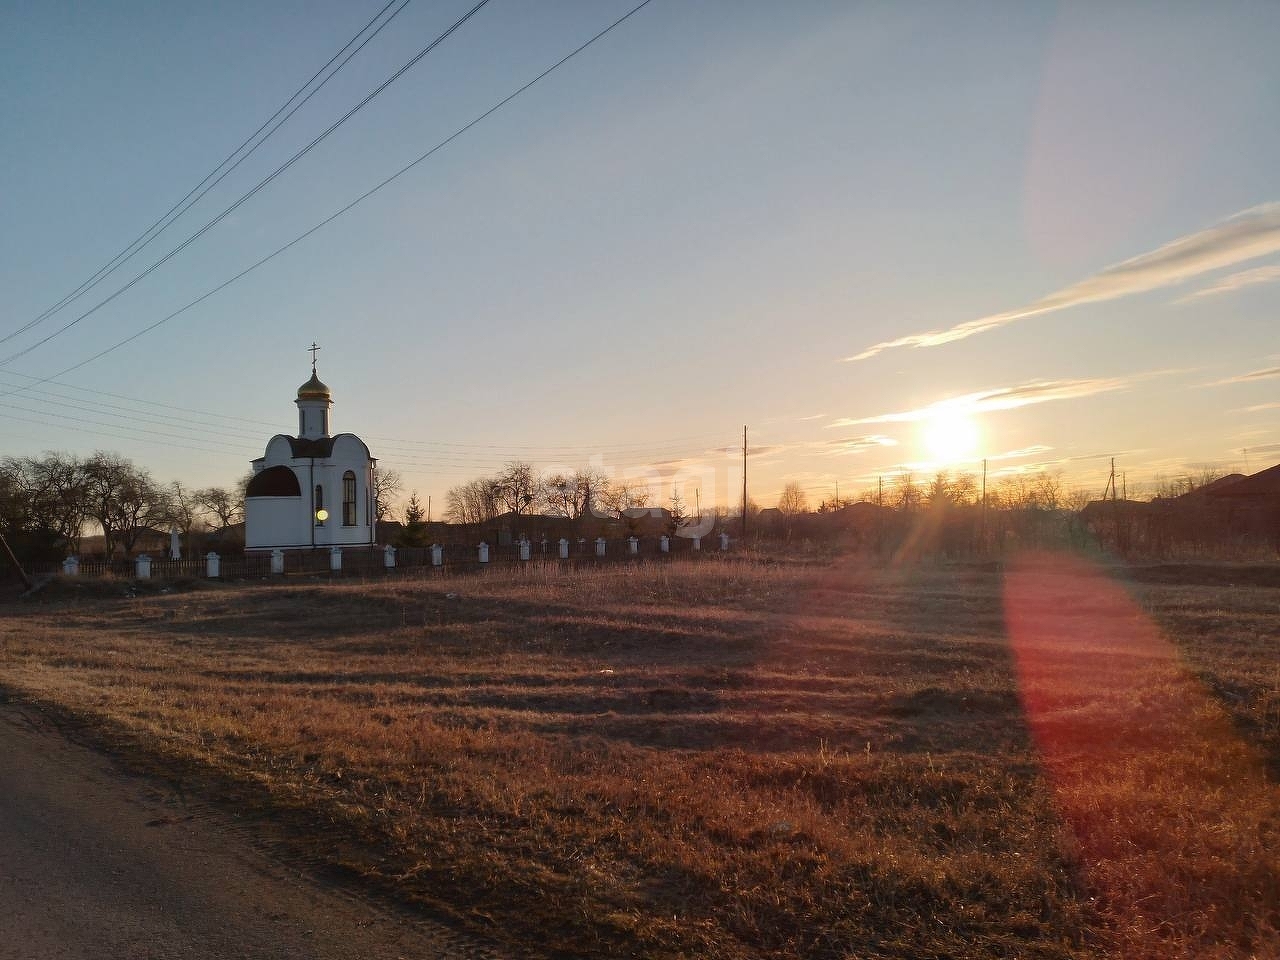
[920,409,980,465]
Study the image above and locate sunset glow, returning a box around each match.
[920,410,981,466]
[0,3,1276,505]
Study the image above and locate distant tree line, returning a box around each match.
[0,452,246,561]
[753,469,1093,557]
[757,466,1278,559]
[442,463,658,526]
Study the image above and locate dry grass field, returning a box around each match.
[2,555,1278,959]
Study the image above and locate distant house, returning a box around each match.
[78,527,172,559]
[1205,463,1280,500]
[1206,463,1280,546]
[756,507,783,530]
[618,506,675,537]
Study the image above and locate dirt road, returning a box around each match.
[0,699,505,960]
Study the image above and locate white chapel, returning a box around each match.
[244,357,377,552]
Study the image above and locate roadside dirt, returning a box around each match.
[0,695,510,960]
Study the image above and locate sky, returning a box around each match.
[2,0,1278,513]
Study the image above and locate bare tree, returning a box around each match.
[996,474,1032,510]
[168,480,201,543]
[544,468,611,519]
[194,486,245,529]
[778,481,809,517]
[1,453,90,553]
[493,462,543,517]
[84,453,171,557]
[950,471,979,506]
[372,467,403,522]
[446,478,501,525]
[600,477,651,514]
[1033,471,1063,511]
[1191,466,1225,491]
[895,472,922,512]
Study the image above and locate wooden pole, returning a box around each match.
[741,425,748,540]
[0,530,34,590]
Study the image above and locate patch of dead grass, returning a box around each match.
[2,556,1277,957]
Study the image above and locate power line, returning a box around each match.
[0,370,280,428]
[0,400,734,483]
[1,0,411,348]
[0,387,263,444]
[0,0,655,392]
[0,371,735,467]
[0,0,493,367]
[0,367,733,458]
[0,401,250,452]
[0,411,248,458]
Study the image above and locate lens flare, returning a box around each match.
[1003,551,1276,954]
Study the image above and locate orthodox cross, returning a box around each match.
[308,342,321,373]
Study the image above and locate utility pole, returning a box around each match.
[1107,457,1123,556]
[695,487,701,521]
[741,425,748,540]
[0,530,34,591]
[427,495,432,524]
[834,481,839,510]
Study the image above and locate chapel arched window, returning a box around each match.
[342,471,357,526]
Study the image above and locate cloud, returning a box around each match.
[1175,263,1280,303]
[1208,366,1280,386]
[988,444,1054,461]
[826,376,1133,426]
[1239,402,1280,413]
[843,203,1280,361]
[820,435,898,456]
[797,413,827,422]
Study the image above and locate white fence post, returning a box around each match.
[431,544,443,566]
[659,535,669,553]
[478,542,489,564]
[628,536,639,555]
[134,554,151,579]
[383,544,396,568]
[329,546,343,571]
[62,556,79,576]
[206,552,220,578]
[558,538,569,559]
[270,549,285,574]
[692,536,701,551]
[519,539,531,561]
[719,532,730,551]
[595,537,606,557]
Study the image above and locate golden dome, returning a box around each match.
[297,371,332,401]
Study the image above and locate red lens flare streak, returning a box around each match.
[1003,552,1279,954]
